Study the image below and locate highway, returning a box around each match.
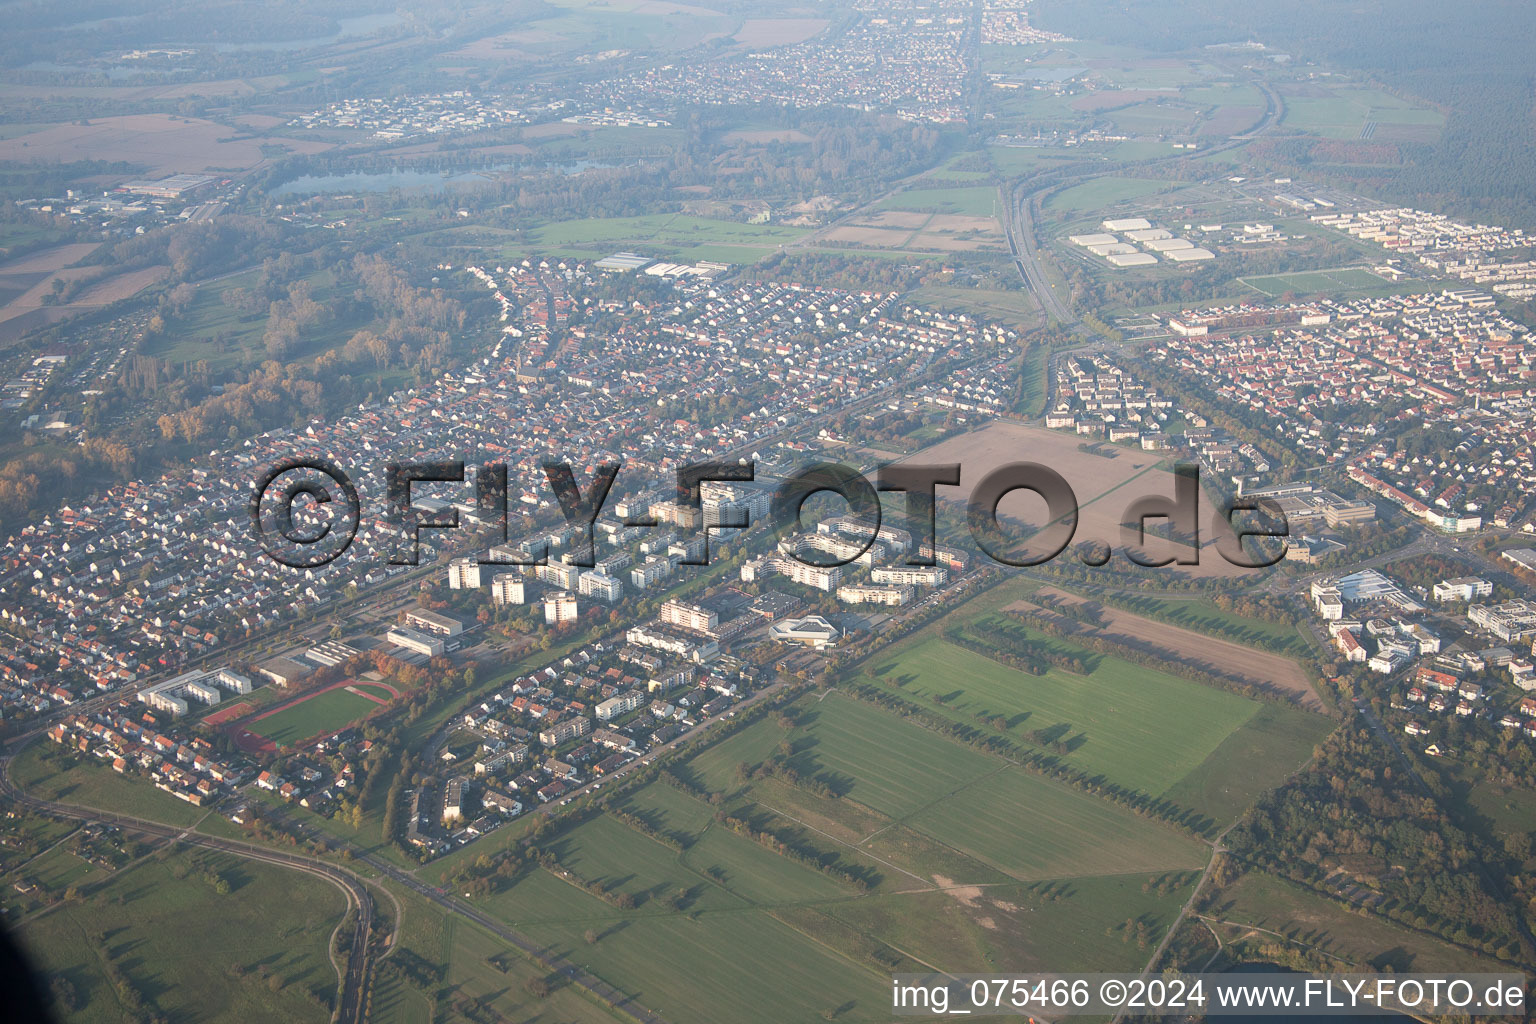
[998,69,1284,329]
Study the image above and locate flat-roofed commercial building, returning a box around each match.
[387,627,444,658]
[403,608,465,636]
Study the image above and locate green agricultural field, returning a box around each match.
[830,873,1195,974]
[482,868,890,1024]
[18,848,344,1024]
[372,879,610,1024]
[10,743,205,826]
[544,813,746,913]
[870,633,1258,795]
[1106,101,1205,135]
[616,779,718,841]
[987,145,1089,179]
[252,687,384,748]
[905,766,1208,879]
[681,821,855,905]
[13,844,109,896]
[1282,87,1444,139]
[678,714,793,793]
[1215,871,1506,974]
[1161,704,1334,824]
[784,693,998,818]
[529,213,807,254]
[1044,176,1173,215]
[878,186,1000,217]
[1077,589,1311,656]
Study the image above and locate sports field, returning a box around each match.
[242,681,397,750]
[1240,267,1405,299]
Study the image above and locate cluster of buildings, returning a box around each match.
[1309,567,1536,749]
[1312,570,1436,675]
[288,91,541,140]
[1152,292,1536,529]
[47,706,248,807]
[1069,218,1215,268]
[0,260,1011,724]
[1,355,65,412]
[910,350,1020,415]
[415,625,755,853]
[981,3,1072,45]
[741,514,955,607]
[583,5,972,123]
[1313,207,1536,301]
[1391,581,1536,748]
[1044,354,1175,443]
[137,667,253,718]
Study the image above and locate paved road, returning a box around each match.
[0,748,375,1024]
[998,67,1284,329]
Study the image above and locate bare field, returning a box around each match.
[926,214,1002,234]
[0,244,101,277]
[1027,586,1321,709]
[0,114,329,175]
[73,265,169,305]
[850,210,930,230]
[733,17,829,46]
[903,421,1252,578]
[911,234,1007,252]
[822,225,914,247]
[0,244,165,343]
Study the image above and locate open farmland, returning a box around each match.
[1027,585,1322,708]
[482,867,889,1024]
[869,633,1260,795]
[464,695,1213,1024]
[0,114,329,175]
[1045,176,1175,215]
[732,17,829,46]
[781,693,998,818]
[878,185,1000,217]
[17,847,344,1024]
[829,873,1194,974]
[907,765,1206,878]
[901,420,1253,577]
[1162,704,1334,823]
